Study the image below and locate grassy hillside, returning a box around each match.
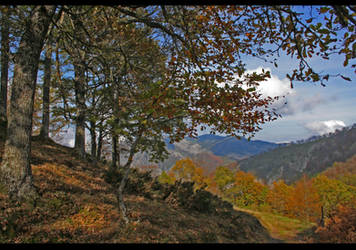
[0,136,279,243]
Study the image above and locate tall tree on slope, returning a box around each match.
[0,6,59,202]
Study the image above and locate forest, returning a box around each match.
[158,155,356,242]
[0,5,355,243]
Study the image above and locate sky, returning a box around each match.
[238,52,356,143]
[241,6,356,143]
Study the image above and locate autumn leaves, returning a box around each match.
[159,157,356,226]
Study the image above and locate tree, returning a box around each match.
[266,179,294,215]
[158,170,175,185]
[227,170,268,209]
[286,175,321,222]
[0,6,59,201]
[39,45,52,139]
[69,8,89,158]
[0,7,10,130]
[169,158,209,190]
[32,47,70,140]
[86,87,111,162]
[312,174,356,222]
[213,166,235,195]
[52,6,96,158]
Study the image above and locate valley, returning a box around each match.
[135,124,356,185]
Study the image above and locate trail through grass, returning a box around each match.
[234,207,315,243]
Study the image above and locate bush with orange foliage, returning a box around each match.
[169,158,210,190]
[315,205,356,243]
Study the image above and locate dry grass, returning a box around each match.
[235,207,315,243]
[1,136,277,243]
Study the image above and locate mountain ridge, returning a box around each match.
[133,134,280,174]
[239,124,356,184]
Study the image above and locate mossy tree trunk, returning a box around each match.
[0,6,57,202]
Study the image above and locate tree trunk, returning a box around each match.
[74,63,86,158]
[0,9,10,136]
[89,120,97,158]
[111,84,120,169]
[39,47,51,139]
[72,14,87,159]
[0,6,56,202]
[115,131,142,224]
[96,126,103,161]
[111,133,118,170]
[319,205,325,227]
[116,165,131,224]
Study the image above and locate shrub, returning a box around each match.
[315,205,356,243]
[190,189,214,213]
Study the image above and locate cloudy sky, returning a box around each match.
[239,52,356,143]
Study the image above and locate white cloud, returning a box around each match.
[242,67,332,117]
[241,67,300,116]
[304,120,346,135]
[244,67,294,99]
[220,67,294,99]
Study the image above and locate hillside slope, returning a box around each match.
[0,136,278,243]
[239,125,356,184]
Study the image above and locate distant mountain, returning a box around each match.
[238,124,356,185]
[133,134,280,175]
[191,134,280,160]
[133,138,235,175]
